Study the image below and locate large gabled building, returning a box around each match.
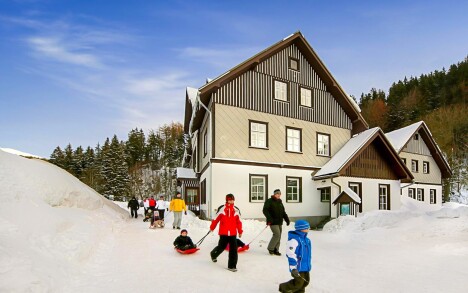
[178,32,450,225]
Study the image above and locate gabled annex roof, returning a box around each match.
[385,121,452,178]
[333,187,361,205]
[184,31,368,134]
[314,127,413,182]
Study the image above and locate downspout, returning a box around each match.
[331,176,341,218]
[196,94,213,219]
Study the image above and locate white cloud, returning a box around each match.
[27,37,103,68]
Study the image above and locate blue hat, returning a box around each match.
[294,220,310,231]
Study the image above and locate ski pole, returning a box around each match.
[247,225,269,246]
[195,230,212,247]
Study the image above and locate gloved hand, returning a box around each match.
[238,234,242,238]
[291,269,300,278]
[184,211,187,215]
[286,220,290,226]
[166,208,168,211]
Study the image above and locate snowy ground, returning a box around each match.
[1,149,468,293]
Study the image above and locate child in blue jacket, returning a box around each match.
[279,220,311,292]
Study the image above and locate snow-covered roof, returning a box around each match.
[176,167,197,179]
[186,87,199,106]
[314,128,380,178]
[385,121,424,152]
[341,187,361,203]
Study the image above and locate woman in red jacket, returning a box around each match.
[209,194,243,272]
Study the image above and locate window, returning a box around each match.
[274,80,288,101]
[402,158,406,165]
[417,189,424,201]
[408,188,415,199]
[411,160,419,172]
[317,133,330,156]
[203,130,208,157]
[414,133,419,140]
[430,189,436,204]
[186,188,198,204]
[289,57,299,71]
[423,161,430,174]
[300,87,312,107]
[250,174,267,202]
[349,182,362,212]
[319,187,331,202]
[379,185,390,210]
[286,127,301,152]
[201,179,206,204]
[286,177,301,202]
[249,121,268,148]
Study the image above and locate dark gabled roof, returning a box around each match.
[386,121,452,178]
[333,187,362,205]
[184,31,368,134]
[314,127,413,182]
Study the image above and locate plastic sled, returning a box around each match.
[225,244,250,252]
[176,247,200,254]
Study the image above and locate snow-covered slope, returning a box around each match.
[0,147,44,159]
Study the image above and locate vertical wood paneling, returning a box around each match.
[213,44,352,129]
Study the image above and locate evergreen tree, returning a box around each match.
[101,135,130,201]
[50,146,65,169]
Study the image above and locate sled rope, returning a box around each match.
[195,230,212,247]
[247,225,269,246]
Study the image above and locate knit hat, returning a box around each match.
[181,229,187,234]
[225,194,235,201]
[274,189,281,195]
[294,220,310,231]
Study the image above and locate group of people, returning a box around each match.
[130,188,311,292]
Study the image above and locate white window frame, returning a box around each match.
[411,160,418,172]
[250,121,267,148]
[286,177,301,203]
[423,161,429,174]
[203,130,208,157]
[274,80,288,102]
[430,189,436,204]
[317,133,330,156]
[250,175,267,202]
[286,127,301,152]
[408,188,415,199]
[379,185,389,210]
[417,188,424,201]
[300,87,312,107]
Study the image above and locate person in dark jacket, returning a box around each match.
[263,189,290,255]
[279,220,312,293]
[173,229,196,251]
[210,194,243,272]
[127,197,140,218]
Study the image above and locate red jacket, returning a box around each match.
[149,198,156,207]
[210,204,243,236]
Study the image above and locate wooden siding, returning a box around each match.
[402,131,431,155]
[343,142,399,180]
[212,44,352,130]
[214,104,351,167]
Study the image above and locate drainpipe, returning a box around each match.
[331,176,341,218]
[196,94,213,218]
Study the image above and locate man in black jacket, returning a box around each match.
[127,196,140,218]
[263,189,290,255]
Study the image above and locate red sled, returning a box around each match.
[175,248,200,254]
[225,244,250,252]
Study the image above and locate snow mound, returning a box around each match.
[0,150,127,292]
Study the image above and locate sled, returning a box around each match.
[149,220,165,229]
[175,247,200,254]
[225,243,250,252]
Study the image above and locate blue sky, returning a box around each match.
[1,0,467,158]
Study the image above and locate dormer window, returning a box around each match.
[289,57,299,71]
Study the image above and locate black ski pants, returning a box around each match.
[130,208,138,218]
[279,272,310,293]
[157,209,165,220]
[210,235,238,269]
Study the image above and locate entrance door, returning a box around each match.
[185,187,200,215]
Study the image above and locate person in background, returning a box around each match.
[169,192,187,229]
[156,195,167,220]
[209,194,243,272]
[148,196,156,212]
[173,229,196,251]
[263,189,290,255]
[143,197,149,214]
[127,196,139,219]
[279,220,312,293]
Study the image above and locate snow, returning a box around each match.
[0,147,44,159]
[186,87,199,106]
[1,149,468,292]
[176,167,197,179]
[314,128,379,178]
[385,121,423,152]
[339,187,361,203]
